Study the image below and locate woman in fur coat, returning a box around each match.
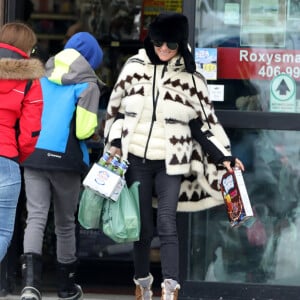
[104,12,244,300]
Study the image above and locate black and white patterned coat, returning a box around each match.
[104,49,232,212]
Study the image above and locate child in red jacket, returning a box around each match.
[0,22,44,262]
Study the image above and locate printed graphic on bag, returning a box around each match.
[220,168,254,227]
[83,163,125,201]
[94,170,110,185]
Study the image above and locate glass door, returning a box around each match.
[184,0,300,295]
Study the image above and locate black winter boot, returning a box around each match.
[20,253,42,300]
[57,261,83,300]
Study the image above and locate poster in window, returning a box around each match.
[240,0,286,47]
[224,3,240,25]
[288,0,300,20]
[195,48,217,80]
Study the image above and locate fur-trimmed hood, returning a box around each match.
[0,43,45,93]
[0,57,44,80]
[0,57,44,95]
[0,43,44,80]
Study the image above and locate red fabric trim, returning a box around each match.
[0,42,29,58]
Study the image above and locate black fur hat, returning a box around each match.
[144,12,196,73]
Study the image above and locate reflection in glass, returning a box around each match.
[194,0,300,113]
[188,128,300,286]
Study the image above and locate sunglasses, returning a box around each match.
[152,40,179,50]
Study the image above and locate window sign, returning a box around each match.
[208,84,224,102]
[241,0,286,47]
[218,48,300,81]
[270,73,296,112]
[224,3,240,25]
[195,48,217,80]
[288,0,300,20]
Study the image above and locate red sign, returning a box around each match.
[218,48,300,81]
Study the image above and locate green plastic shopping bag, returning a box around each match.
[78,187,105,229]
[121,181,140,242]
[101,181,140,243]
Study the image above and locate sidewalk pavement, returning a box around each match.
[0,293,160,300]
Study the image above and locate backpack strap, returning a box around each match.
[24,79,33,96]
[15,80,34,134]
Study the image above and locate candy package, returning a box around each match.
[220,168,254,227]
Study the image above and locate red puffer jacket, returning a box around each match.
[0,43,44,163]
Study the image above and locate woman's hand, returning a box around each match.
[223,158,245,173]
[107,146,122,163]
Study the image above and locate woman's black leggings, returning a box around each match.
[126,154,182,281]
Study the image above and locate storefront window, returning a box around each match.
[195,0,300,113]
[188,128,300,286]
[189,0,300,288]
